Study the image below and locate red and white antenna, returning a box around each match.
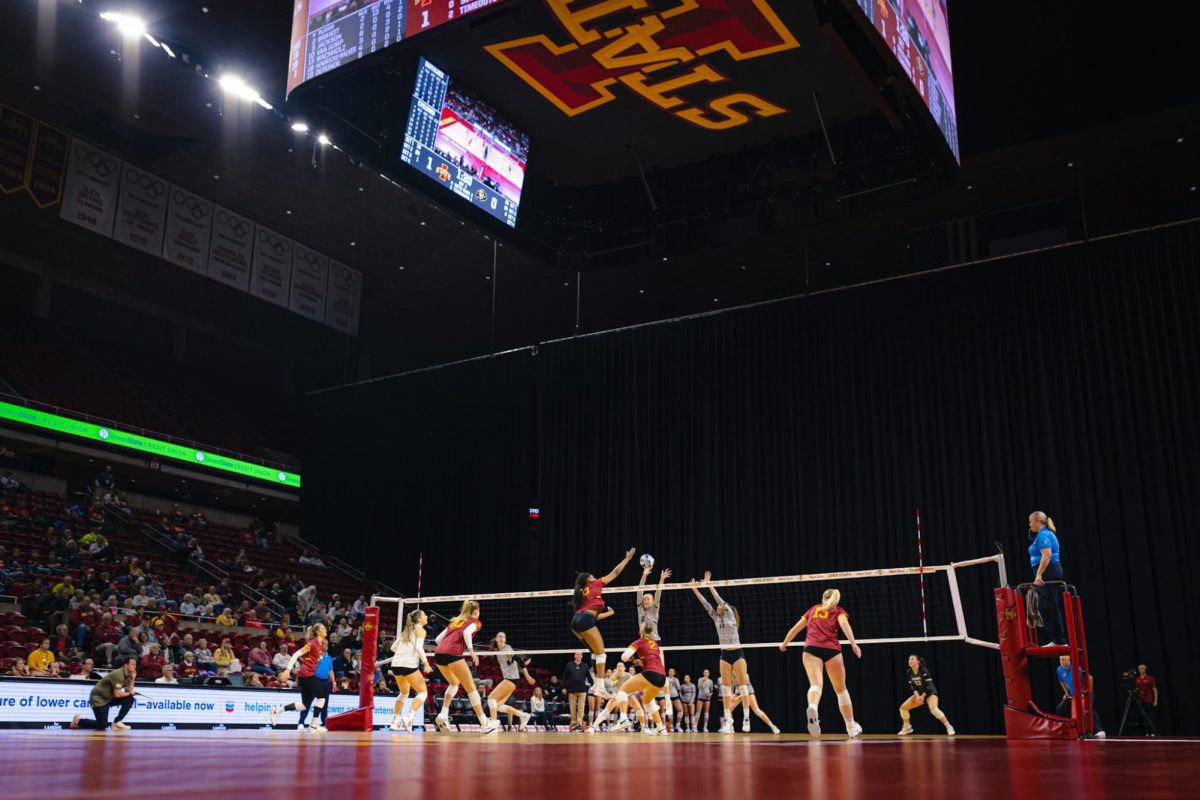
[417,551,424,608]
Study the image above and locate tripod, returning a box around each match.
[1118,690,1158,736]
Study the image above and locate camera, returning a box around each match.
[1120,666,1139,696]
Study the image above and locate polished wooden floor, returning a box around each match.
[1,729,1196,799]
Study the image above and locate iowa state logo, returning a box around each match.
[487,0,800,130]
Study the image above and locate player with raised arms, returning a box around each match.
[383,609,433,731]
[432,600,496,734]
[489,631,535,731]
[604,622,669,735]
[637,558,674,727]
[780,588,863,739]
[690,571,748,733]
[570,547,637,691]
[269,622,329,732]
[898,654,955,736]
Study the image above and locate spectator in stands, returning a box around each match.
[178,651,199,681]
[179,594,197,616]
[172,633,195,663]
[155,664,178,685]
[49,624,73,657]
[28,638,60,676]
[335,616,352,639]
[243,609,266,629]
[272,643,291,674]
[247,639,274,677]
[234,548,255,574]
[214,638,236,672]
[244,671,264,688]
[93,616,123,666]
[114,630,141,664]
[194,638,216,672]
[135,630,153,656]
[130,586,152,610]
[148,608,178,640]
[94,465,116,492]
[529,687,555,731]
[332,647,357,679]
[350,595,367,620]
[189,508,207,527]
[71,659,99,681]
[0,470,20,490]
[215,608,236,626]
[9,657,31,677]
[187,537,204,563]
[273,614,296,644]
[140,643,166,679]
[71,595,99,649]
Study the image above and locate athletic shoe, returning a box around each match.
[642,725,659,735]
[112,721,131,730]
[742,718,751,733]
[658,727,670,736]
[398,716,412,732]
[898,724,914,735]
[483,721,499,735]
[806,706,821,738]
[945,725,956,736]
[1094,731,1106,739]
[584,724,595,735]
[389,718,402,731]
[770,724,781,735]
[518,711,532,732]
[297,724,307,731]
[309,724,327,733]
[847,722,863,739]
[269,706,281,727]
[610,718,633,733]
[70,714,81,730]
[434,715,451,733]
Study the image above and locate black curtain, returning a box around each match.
[305,221,1200,735]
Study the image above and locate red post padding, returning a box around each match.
[326,606,379,732]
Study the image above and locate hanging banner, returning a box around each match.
[289,244,329,322]
[162,185,214,275]
[325,260,362,336]
[206,204,255,291]
[0,105,34,194]
[25,121,69,209]
[59,138,121,236]
[249,225,294,308]
[113,165,169,256]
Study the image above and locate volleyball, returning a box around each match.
[640,554,655,569]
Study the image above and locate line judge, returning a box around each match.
[70,656,138,730]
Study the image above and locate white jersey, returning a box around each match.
[390,634,427,669]
[496,645,524,682]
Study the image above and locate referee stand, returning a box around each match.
[995,583,1095,739]
[326,606,380,732]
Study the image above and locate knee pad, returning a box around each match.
[444,684,459,700]
[807,685,821,702]
[413,692,427,705]
[720,686,733,698]
[665,705,673,717]
[931,708,946,721]
[836,689,852,707]
[487,699,498,713]
[467,690,481,707]
[313,698,326,709]
[594,653,607,670]
[616,691,629,704]
[737,685,750,697]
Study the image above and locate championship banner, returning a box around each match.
[59,138,121,236]
[0,678,423,729]
[0,104,34,194]
[162,185,214,275]
[206,203,255,291]
[112,164,169,256]
[25,120,69,209]
[249,225,295,308]
[289,244,329,322]
[324,260,362,336]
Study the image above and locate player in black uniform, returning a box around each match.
[898,655,955,735]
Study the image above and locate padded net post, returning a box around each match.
[326,605,379,732]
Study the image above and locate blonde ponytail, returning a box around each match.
[820,588,841,612]
[1045,516,1056,533]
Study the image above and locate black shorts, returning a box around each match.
[644,671,667,689]
[570,612,597,634]
[912,686,938,697]
[298,675,327,706]
[392,665,419,677]
[720,648,745,665]
[434,653,463,667]
[804,646,842,662]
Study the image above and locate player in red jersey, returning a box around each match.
[602,622,669,735]
[570,547,636,690]
[432,600,495,733]
[781,588,863,739]
[269,622,329,732]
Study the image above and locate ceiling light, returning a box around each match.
[317,133,331,146]
[100,12,146,39]
[255,97,273,110]
[160,43,176,58]
[218,73,259,103]
[143,32,161,48]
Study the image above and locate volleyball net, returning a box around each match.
[372,553,1006,658]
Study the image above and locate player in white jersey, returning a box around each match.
[638,566,673,728]
[696,668,714,731]
[489,632,534,730]
[382,609,432,731]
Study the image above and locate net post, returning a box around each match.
[326,605,379,731]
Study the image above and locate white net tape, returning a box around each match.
[373,555,1003,657]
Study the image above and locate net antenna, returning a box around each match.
[372,553,1006,657]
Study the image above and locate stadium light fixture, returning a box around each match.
[317,133,331,146]
[290,121,309,133]
[218,73,259,103]
[99,11,147,39]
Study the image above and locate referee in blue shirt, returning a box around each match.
[1028,510,1067,645]
[1057,655,1105,737]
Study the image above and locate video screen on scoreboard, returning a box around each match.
[852,0,958,159]
[286,0,507,97]
[399,58,529,228]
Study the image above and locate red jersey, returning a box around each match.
[629,637,665,676]
[297,637,326,678]
[1135,675,1157,704]
[803,604,848,650]
[575,578,607,614]
[435,617,481,657]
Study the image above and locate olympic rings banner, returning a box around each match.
[0,678,423,728]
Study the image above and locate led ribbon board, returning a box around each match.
[0,400,300,489]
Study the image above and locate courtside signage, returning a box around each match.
[0,680,415,727]
[0,400,300,489]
